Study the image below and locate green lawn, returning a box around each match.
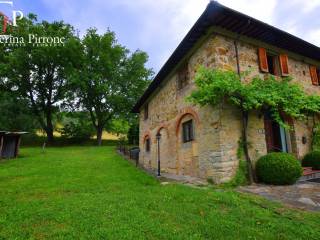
[0,147,319,239]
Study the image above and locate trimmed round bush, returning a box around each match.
[302,151,320,170]
[256,153,302,185]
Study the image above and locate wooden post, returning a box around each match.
[0,135,3,159]
[14,136,22,158]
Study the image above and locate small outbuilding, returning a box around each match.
[0,131,27,159]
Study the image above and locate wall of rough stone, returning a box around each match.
[139,31,320,183]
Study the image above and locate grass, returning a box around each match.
[0,147,319,239]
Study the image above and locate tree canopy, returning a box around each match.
[0,90,39,132]
[70,29,152,145]
[0,15,151,145]
[0,14,81,142]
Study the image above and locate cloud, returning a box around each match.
[219,0,277,24]
[307,29,320,46]
[40,0,208,70]
[37,0,320,71]
[289,0,320,13]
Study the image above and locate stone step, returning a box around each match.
[299,171,320,182]
[303,167,320,176]
[303,167,313,171]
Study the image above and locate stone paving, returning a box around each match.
[239,182,320,211]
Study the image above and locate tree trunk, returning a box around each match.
[241,109,256,184]
[45,109,54,144]
[96,126,103,146]
[46,127,54,144]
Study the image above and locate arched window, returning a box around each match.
[175,108,200,143]
[182,120,194,143]
[145,138,151,152]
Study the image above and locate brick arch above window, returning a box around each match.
[175,107,201,136]
[156,123,170,137]
[142,132,151,143]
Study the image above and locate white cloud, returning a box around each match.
[40,0,208,67]
[307,29,320,46]
[289,0,320,13]
[219,0,277,24]
[39,0,320,70]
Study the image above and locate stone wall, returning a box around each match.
[139,31,320,183]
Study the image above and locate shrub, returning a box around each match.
[127,122,139,145]
[256,153,302,185]
[58,121,94,143]
[302,151,320,170]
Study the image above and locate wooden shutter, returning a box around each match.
[310,66,319,86]
[279,54,289,76]
[258,48,269,73]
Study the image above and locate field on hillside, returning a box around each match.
[0,147,319,239]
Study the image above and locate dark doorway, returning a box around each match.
[264,112,290,153]
[266,54,280,76]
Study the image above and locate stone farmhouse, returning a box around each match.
[132,2,320,183]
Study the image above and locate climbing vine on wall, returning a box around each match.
[188,67,320,183]
[312,123,320,151]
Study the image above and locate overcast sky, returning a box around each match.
[2,0,320,72]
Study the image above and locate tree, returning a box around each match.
[108,118,130,137]
[57,111,95,143]
[0,14,81,143]
[127,117,139,145]
[71,29,152,146]
[189,67,320,183]
[0,90,39,132]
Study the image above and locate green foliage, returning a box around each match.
[189,67,320,128]
[0,146,319,239]
[0,91,38,132]
[118,136,128,146]
[189,67,320,183]
[57,112,95,143]
[20,133,119,147]
[302,151,320,170]
[108,118,130,136]
[127,117,139,145]
[70,28,152,145]
[223,139,249,187]
[58,121,94,143]
[188,68,243,107]
[312,123,320,151]
[0,14,81,142]
[107,117,139,145]
[256,153,302,185]
[225,160,249,187]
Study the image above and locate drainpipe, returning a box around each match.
[234,40,241,76]
[234,19,252,77]
[156,132,161,177]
